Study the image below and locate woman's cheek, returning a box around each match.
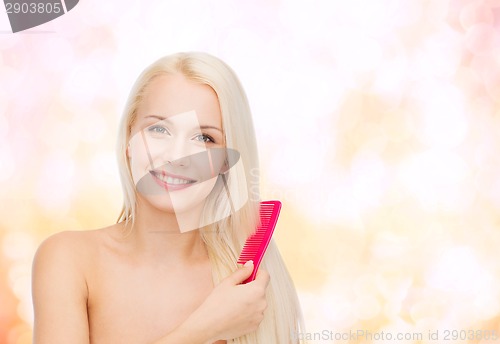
[129,145,152,185]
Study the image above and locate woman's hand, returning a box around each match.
[179,260,270,343]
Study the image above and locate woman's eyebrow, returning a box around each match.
[145,115,167,121]
[200,125,223,133]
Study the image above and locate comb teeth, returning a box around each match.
[237,201,282,283]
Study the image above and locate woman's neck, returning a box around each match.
[120,200,208,265]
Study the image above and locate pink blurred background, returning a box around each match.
[1,0,500,343]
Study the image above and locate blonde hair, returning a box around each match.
[116,52,304,343]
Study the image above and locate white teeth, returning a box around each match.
[156,173,192,185]
[168,177,191,185]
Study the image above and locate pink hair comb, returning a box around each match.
[237,200,282,284]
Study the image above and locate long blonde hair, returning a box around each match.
[116,52,304,343]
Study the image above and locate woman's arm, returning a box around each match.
[32,232,90,344]
[153,261,270,344]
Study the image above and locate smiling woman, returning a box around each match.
[127,107,226,230]
[31,52,304,344]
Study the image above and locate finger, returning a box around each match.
[225,260,254,285]
[253,268,270,287]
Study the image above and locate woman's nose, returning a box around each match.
[160,137,204,168]
[167,154,190,167]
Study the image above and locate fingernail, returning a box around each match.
[244,260,254,267]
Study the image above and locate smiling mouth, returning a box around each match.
[150,170,197,191]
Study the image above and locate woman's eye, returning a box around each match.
[194,134,215,143]
[147,125,169,135]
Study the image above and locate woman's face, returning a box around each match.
[127,73,226,230]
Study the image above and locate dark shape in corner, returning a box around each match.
[5,0,80,33]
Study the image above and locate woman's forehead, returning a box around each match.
[135,74,222,126]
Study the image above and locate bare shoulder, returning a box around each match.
[32,229,103,295]
[32,225,122,344]
[36,229,95,253]
[34,229,98,270]
[32,223,127,286]
[34,223,123,262]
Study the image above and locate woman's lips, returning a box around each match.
[150,170,197,191]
